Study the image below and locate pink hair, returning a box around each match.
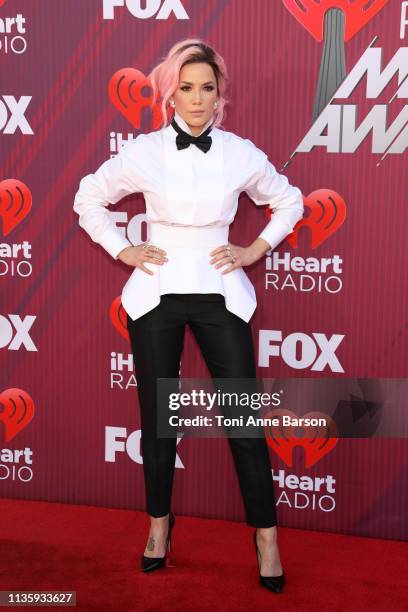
[148,38,229,129]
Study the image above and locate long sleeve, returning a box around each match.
[243,145,304,250]
[73,139,142,259]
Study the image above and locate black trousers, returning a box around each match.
[127,293,277,528]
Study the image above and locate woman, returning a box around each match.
[73,38,304,593]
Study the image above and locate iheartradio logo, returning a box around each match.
[264,408,338,468]
[283,0,390,121]
[0,1,6,7]
[0,388,35,442]
[109,68,163,129]
[110,296,130,342]
[283,0,389,42]
[271,188,346,249]
[0,179,32,236]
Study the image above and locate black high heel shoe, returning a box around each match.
[141,511,175,572]
[253,529,285,593]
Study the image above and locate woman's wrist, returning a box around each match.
[117,245,133,261]
[248,237,271,263]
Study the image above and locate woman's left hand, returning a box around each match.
[209,243,259,275]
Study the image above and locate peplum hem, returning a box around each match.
[121,224,257,322]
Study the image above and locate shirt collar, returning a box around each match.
[173,110,214,136]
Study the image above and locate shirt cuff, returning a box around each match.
[98,227,133,259]
[258,217,294,250]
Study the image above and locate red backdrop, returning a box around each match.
[1,0,407,541]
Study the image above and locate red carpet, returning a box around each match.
[0,498,407,611]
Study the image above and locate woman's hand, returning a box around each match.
[117,243,168,275]
[209,238,271,275]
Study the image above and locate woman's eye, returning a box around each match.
[180,86,215,91]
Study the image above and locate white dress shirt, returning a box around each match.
[73,111,304,322]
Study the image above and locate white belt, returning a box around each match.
[149,223,229,248]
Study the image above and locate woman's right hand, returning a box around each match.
[117,243,168,275]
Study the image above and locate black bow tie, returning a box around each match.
[171,117,213,153]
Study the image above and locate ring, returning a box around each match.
[142,242,150,250]
[225,245,235,263]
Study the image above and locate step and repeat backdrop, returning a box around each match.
[1,0,407,540]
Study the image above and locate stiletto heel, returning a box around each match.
[253,529,285,593]
[141,511,175,572]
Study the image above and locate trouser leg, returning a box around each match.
[127,295,186,517]
[187,295,278,528]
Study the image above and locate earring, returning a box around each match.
[214,101,218,108]
[170,100,175,108]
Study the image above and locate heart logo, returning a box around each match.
[0,1,7,7]
[282,0,389,43]
[110,296,130,343]
[0,388,35,442]
[109,68,164,130]
[0,179,32,236]
[264,409,338,468]
[282,188,346,249]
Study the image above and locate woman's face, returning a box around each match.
[171,62,218,136]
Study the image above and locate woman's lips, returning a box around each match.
[190,111,205,115]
